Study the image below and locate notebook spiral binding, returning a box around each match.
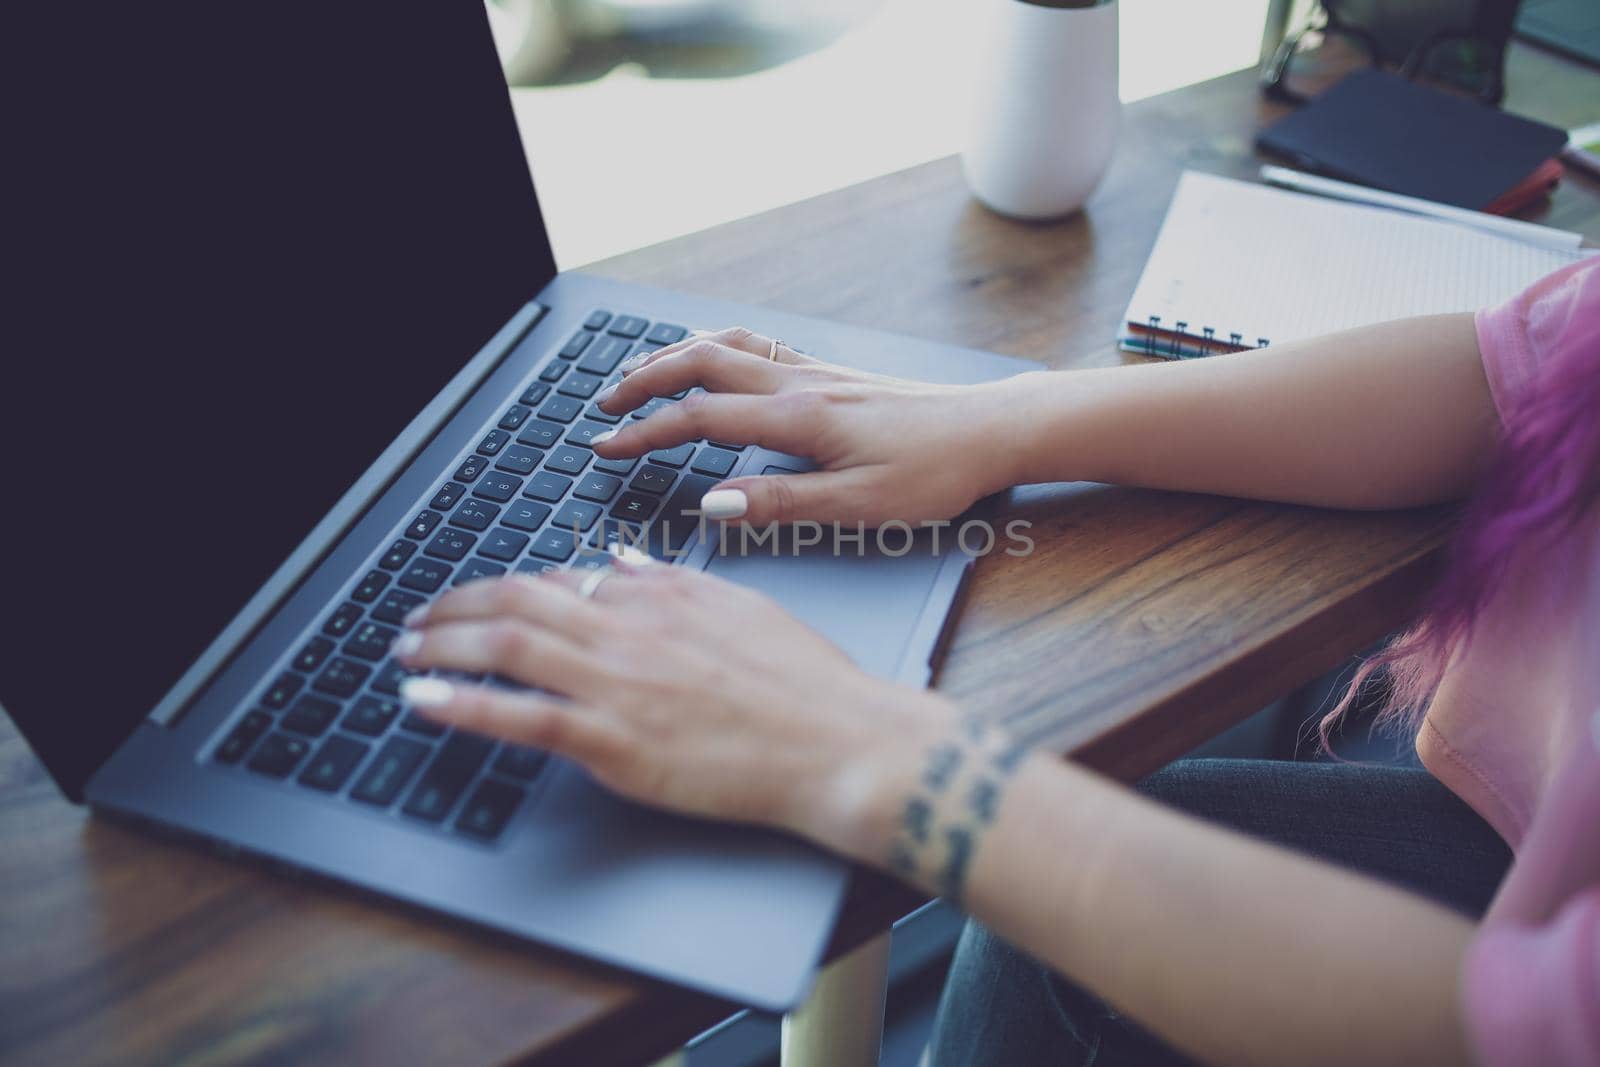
[1125,315,1271,360]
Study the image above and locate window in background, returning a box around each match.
[489,0,1271,267]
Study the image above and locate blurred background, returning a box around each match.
[487,0,1276,267]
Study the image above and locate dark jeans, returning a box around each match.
[926,758,1513,1067]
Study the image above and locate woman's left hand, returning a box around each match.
[393,564,955,855]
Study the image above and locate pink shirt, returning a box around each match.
[1417,257,1600,1066]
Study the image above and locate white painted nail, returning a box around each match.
[592,429,618,446]
[595,383,617,405]
[392,630,423,657]
[400,676,454,708]
[700,488,748,520]
[402,603,428,626]
[618,353,649,375]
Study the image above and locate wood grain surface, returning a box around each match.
[3,44,1596,1067]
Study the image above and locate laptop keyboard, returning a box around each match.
[209,310,749,843]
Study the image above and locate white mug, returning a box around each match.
[963,0,1121,220]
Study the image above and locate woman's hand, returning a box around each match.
[393,563,956,859]
[591,326,1035,526]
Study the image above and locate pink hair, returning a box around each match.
[1319,302,1600,747]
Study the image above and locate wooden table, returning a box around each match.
[3,43,1596,1067]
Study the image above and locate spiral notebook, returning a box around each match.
[1119,171,1593,359]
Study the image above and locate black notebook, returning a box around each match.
[1255,70,1569,211]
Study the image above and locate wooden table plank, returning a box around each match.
[3,43,1596,1067]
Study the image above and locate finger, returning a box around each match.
[404,573,603,637]
[616,325,765,379]
[598,340,787,416]
[393,618,600,693]
[399,679,628,767]
[700,469,881,525]
[592,391,813,458]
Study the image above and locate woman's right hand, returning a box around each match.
[591,326,1037,527]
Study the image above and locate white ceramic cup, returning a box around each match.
[962,0,1121,220]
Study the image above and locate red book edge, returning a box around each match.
[1484,157,1564,216]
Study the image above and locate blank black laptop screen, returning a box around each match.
[1,6,556,795]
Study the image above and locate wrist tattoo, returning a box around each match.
[887,715,1030,904]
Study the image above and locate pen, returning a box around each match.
[1259,164,1585,252]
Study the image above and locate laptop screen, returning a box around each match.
[1,6,555,795]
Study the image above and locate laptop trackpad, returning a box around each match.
[703,526,952,681]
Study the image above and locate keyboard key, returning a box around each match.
[351,568,390,603]
[246,732,311,778]
[450,498,499,532]
[559,331,593,358]
[706,439,749,453]
[553,499,602,533]
[498,405,531,431]
[399,557,452,593]
[500,499,552,531]
[594,454,638,475]
[566,420,611,448]
[403,733,495,821]
[343,694,402,735]
[322,602,364,639]
[344,620,398,662]
[292,636,335,673]
[473,471,522,503]
[539,360,569,383]
[631,395,673,420]
[350,735,430,807]
[652,474,719,557]
[372,658,419,695]
[537,395,583,423]
[312,658,370,699]
[455,558,507,585]
[608,314,648,339]
[454,778,526,841]
[215,710,271,763]
[493,744,548,779]
[558,372,604,400]
[399,711,446,738]
[298,734,370,792]
[478,527,530,562]
[429,482,466,511]
[645,322,688,345]
[578,336,632,376]
[691,447,740,478]
[260,671,304,710]
[518,382,550,407]
[494,444,542,477]
[544,444,590,476]
[283,694,342,735]
[453,454,489,483]
[584,403,622,425]
[584,309,612,330]
[630,464,677,494]
[516,558,558,576]
[648,444,695,468]
[610,492,659,523]
[588,518,647,558]
[574,472,622,503]
[476,429,510,456]
[423,527,476,561]
[523,470,572,503]
[515,419,563,450]
[405,510,442,540]
[530,527,578,561]
[378,539,417,570]
[372,588,426,625]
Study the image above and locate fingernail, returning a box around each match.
[596,383,617,405]
[403,604,428,626]
[400,676,454,708]
[700,488,748,520]
[618,353,649,376]
[592,429,618,446]
[392,630,423,658]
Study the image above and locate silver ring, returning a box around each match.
[766,338,786,362]
[576,567,616,601]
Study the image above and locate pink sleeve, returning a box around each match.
[1474,258,1600,421]
[1463,892,1600,1067]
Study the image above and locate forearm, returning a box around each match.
[807,724,1474,1067]
[995,313,1497,509]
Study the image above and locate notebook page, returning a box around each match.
[1120,171,1590,352]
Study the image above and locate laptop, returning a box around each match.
[1,4,1035,1011]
